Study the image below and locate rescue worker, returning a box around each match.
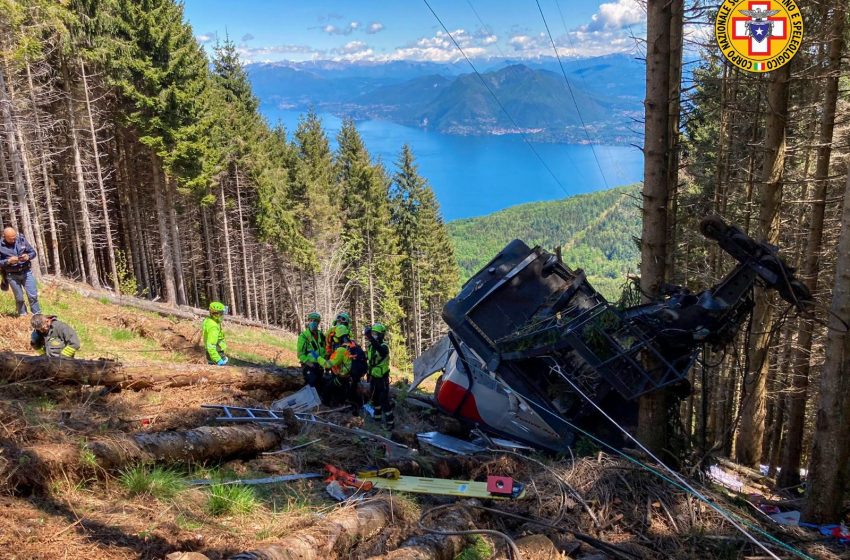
[318,325,356,407]
[365,323,394,430]
[30,314,80,358]
[325,311,351,356]
[297,311,326,389]
[203,301,229,365]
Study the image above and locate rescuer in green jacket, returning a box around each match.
[319,324,356,406]
[298,311,325,389]
[203,301,229,365]
[30,314,80,358]
[365,323,394,430]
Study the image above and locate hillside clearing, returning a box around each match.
[0,279,838,559]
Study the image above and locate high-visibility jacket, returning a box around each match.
[322,345,353,377]
[202,316,227,362]
[31,318,80,358]
[367,341,390,378]
[297,328,325,365]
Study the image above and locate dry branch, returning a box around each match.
[230,500,392,560]
[0,352,303,391]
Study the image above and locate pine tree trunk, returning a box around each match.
[220,181,237,312]
[0,64,40,270]
[664,0,684,283]
[234,164,253,319]
[736,64,790,467]
[128,149,152,295]
[637,0,675,456]
[260,252,269,324]
[80,60,119,291]
[150,155,176,305]
[201,203,219,301]
[114,135,139,287]
[61,58,100,287]
[26,61,61,275]
[165,174,187,305]
[802,160,850,524]
[778,1,845,488]
[0,147,18,231]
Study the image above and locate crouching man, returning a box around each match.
[31,314,81,358]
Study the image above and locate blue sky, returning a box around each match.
[182,0,648,64]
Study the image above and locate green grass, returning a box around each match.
[206,483,258,516]
[79,447,99,469]
[454,535,494,560]
[119,465,185,500]
[175,513,204,531]
[110,328,136,341]
[34,396,56,412]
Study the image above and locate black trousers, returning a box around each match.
[302,363,324,389]
[369,375,394,429]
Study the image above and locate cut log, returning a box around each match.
[14,423,294,488]
[230,500,391,560]
[364,504,479,560]
[0,352,303,391]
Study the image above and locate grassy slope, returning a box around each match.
[448,185,641,299]
[0,281,298,367]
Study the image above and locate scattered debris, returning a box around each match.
[770,510,801,526]
[262,437,322,455]
[325,464,374,491]
[417,431,486,455]
[296,413,411,450]
[188,473,323,486]
[362,472,525,500]
[271,385,322,413]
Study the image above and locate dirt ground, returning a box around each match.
[0,282,846,560]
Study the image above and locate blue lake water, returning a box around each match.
[262,107,644,221]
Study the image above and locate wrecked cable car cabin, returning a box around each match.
[412,217,811,453]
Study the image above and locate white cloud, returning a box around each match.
[237,44,324,62]
[376,28,491,62]
[482,34,498,45]
[508,35,533,49]
[323,21,360,35]
[195,32,216,44]
[366,21,384,34]
[339,40,368,54]
[331,41,375,61]
[586,0,644,31]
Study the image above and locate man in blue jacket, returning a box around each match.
[0,227,40,316]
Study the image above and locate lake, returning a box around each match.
[262,107,644,221]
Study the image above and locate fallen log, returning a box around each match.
[364,503,479,560]
[14,422,294,488]
[0,352,303,391]
[230,500,391,560]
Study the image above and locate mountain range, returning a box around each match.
[247,54,645,144]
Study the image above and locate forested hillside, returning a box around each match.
[0,0,459,362]
[449,185,640,298]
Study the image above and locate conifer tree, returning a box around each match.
[391,144,458,356]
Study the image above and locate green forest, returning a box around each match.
[0,0,459,363]
[448,185,640,298]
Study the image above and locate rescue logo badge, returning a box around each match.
[715,0,803,73]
